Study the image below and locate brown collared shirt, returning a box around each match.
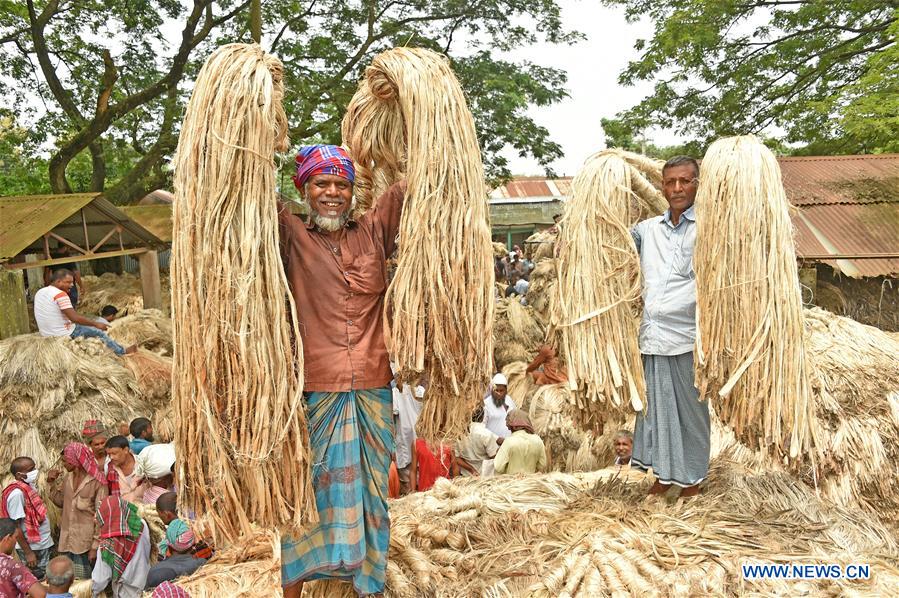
[50,472,108,555]
[278,183,404,391]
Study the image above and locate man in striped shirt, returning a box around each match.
[33,269,135,355]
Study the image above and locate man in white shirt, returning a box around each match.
[392,382,424,495]
[457,405,501,477]
[34,270,134,355]
[630,155,710,499]
[1,458,54,580]
[482,373,516,438]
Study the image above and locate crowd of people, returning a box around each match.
[1,418,206,597]
[495,245,535,302]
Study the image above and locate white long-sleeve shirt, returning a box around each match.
[92,521,151,598]
[632,205,697,356]
[482,395,516,438]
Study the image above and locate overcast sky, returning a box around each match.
[501,0,681,176]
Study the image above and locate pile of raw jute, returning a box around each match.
[493,298,545,369]
[139,528,282,598]
[552,151,657,433]
[293,459,898,597]
[693,135,815,461]
[78,272,172,316]
[171,43,315,544]
[342,47,494,442]
[107,308,173,356]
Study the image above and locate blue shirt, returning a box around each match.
[632,205,697,356]
[130,438,151,455]
[47,594,74,597]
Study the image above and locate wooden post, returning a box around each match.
[24,254,44,294]
[0,269,31,340]
[138,250,162,310]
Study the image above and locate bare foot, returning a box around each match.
[125,345,138,354]
[647,479,672,495]
[679,484,701,498]
[283,581,304,598]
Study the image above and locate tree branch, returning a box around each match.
[270,0,319,53]
[25,0,85,125]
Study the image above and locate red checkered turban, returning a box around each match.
[292,144,355,191]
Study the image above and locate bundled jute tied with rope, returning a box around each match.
[552,150,666,433]
[693,135,816,461]
[342,47,494,441]
[172,43,315,544]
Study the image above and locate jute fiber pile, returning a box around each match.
[524,228,557,261]
[107,308,173,355]
[139,528,282,598]
[493,298,545,369]
[171,43,314,544]
[79,272,171,316]
[552,150,661,433]
[803,307,899,521]
[694,135,816,461]
[299,458,898,597]
[0,335,170,471]
[342,47,494,442]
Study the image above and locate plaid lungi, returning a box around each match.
[281,387,394,594]
[632,352,711,487]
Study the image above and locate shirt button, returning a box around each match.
[343,271,350,277]
[347,320,354,326]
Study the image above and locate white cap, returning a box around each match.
[492,373,508,386]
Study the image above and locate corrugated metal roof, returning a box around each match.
[794,202,899,277]
[120,205,173,243]
[0,193,97,261]
[0,193,164,263]
[779,154,899,206]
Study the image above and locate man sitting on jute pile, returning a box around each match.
[277,144,405,597]
[630,155,710,499]
[34,269,135,355]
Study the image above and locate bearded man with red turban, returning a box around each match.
[278,144,405,597]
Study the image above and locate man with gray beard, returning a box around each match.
[277,144,405,596]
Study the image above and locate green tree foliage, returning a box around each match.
[602,0,898,154]
[0,0,576,202]
[600,117,702,159]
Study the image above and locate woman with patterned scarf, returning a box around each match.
[48,442,109,579]
[91,496,150,597]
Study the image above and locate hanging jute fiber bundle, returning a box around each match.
[171,43,315,544]
[342,47,494,441]
[552,151,649,433]
[693,135,815,461]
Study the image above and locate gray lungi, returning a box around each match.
[631,351,710,487]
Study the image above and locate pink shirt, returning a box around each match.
[0,553,38,597]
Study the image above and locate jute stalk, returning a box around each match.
[341,47,494,441]
[171,43,315,544]
[551,151,649,432]
[693,135,816,461]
